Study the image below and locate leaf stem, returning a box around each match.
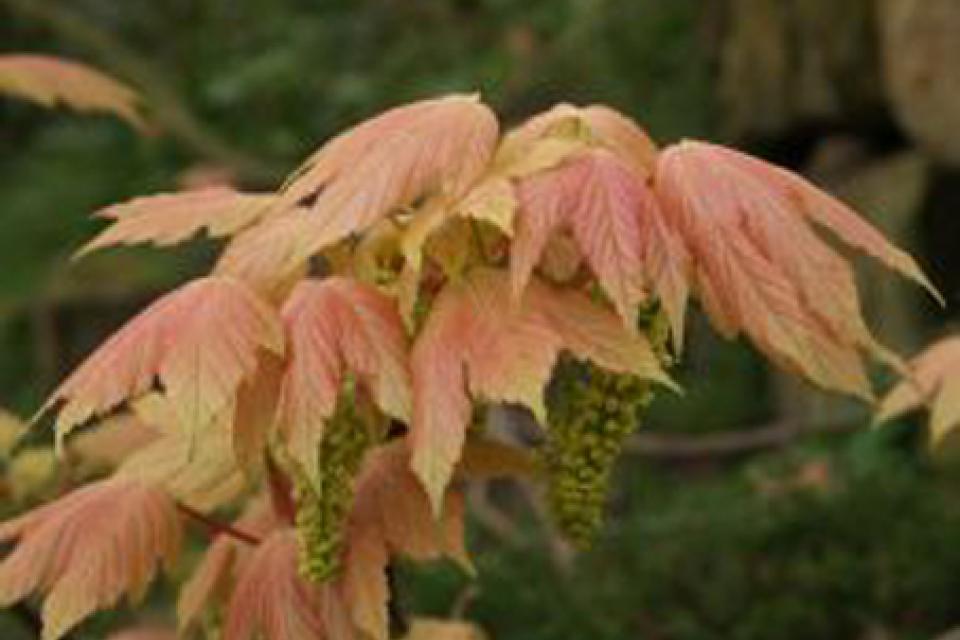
[176,503,261,546]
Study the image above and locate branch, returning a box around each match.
[623,420,857,460]
[176,502,261,546]
[1,0,278,185]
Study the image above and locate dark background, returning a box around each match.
[2,1,960,638]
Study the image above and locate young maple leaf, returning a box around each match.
[178,443,465,640]
[77,188,277,256]
[0,54,146,129]
[66,411,161,473]
[877,337,960,443]
[217,94,499,289]
[0,479,182,640]
[511,146,689,340]
[116,407,248,512]
[41,276,284,448]
[276,278,412,478]
[496,103,658,179]
[223,528,352,640]
[342,441,470,640]
[410,268,674,511]
[178,499,280,631]
[654,140,939,399]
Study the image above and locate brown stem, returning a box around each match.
[176,503,261,546]
[622,420,858,460]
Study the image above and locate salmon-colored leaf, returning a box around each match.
[116,407,247,512]
[0,479,182,640]
[42,276,284,448]
[233,353,286,474]
[218,95,498,289]
[577,105,659,176]
[496,103,657,178]
[277,278,411,478]
[716,143,942,304]
[0,54,145,128]
[66,411,161,473]
[877,337,960,443]
[78,188,276,256]
[223,529,347,640]
[410,268,672,510]
[344,441,469,640]
[513,148,688,334]
[654,140,930,398]
[178,499,280,630]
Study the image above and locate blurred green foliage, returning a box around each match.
[2,1,959,639]
[406,426,960,640]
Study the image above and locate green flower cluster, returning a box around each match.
[540,307,670,547]
[294,393,377,583]
[541,365,655,547]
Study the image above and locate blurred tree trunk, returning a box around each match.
[878,0,960,167]
[713,0,882,142]
[712,0,960,164]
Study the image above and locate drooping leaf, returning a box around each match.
[343,441,469,640]
[223,528,350,640]
[217,95,499,289]
[715,143,942,303]
[0,54,146,128]
[233,353,286,474]
[178,498,280,631]
[0,479,182,640]
[511,148,689,336]
[78,188,277,256]
[410,268,673,511]
[654,140,937,398]
[577,105,659,176]
[116,406,247,512]
[41,276,284,448]
[66,411,161,473]
[877,336,960,443]
[277,278,411,478]
[495,103,657,179]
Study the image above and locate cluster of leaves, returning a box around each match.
[0,59,945,639]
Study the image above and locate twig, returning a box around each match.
[176,502,261,546]
[623,420,858,460]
